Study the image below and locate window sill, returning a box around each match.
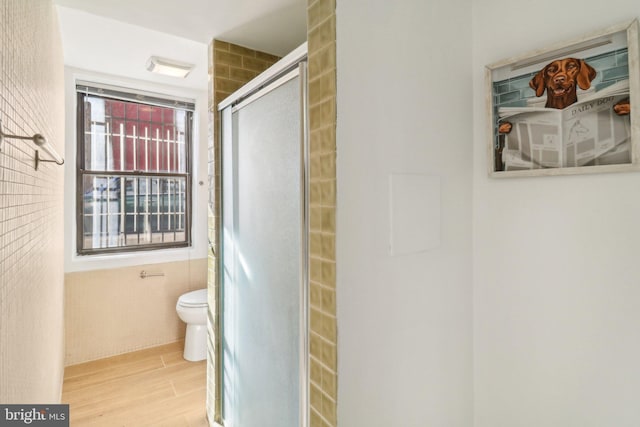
[66,244,205,273]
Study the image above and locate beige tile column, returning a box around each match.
[307,0,338,426]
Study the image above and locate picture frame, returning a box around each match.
[486,19,640,177]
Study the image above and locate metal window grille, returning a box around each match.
[76,87,194,254]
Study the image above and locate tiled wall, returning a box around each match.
[64,259,207,365]
[0,0,65,403]
[205,40,280,424]
[307,0,338,425]
[493,49,629,109]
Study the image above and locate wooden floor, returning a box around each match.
[62,341,208,427]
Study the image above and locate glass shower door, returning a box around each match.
[220,69,304,427]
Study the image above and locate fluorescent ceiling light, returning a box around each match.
[146,56,194,78]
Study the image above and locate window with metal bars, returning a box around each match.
[76,84,194,254]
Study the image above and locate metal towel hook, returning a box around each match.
[0,118,65,170]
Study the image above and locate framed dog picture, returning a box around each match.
[486,19,640,177]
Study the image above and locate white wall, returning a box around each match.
[57,5,209,271]
[56,6,208,91]
[62,67,209,272]
[336,1,473,425]
[473,2,640,427]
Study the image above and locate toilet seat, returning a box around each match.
[177,289,207,308]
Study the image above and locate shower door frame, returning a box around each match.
[216,43,309,427]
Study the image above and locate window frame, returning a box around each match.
[75,88,194,256]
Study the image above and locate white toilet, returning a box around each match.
[176,288,208,361]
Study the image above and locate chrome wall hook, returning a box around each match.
[0,118,64,170]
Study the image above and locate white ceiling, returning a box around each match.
[53,0,307,57]
[54,0,307,91]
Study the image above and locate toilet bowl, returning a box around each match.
[176,289,208,361]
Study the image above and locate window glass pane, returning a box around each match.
[81,95,189,173]
[81,175,188,251]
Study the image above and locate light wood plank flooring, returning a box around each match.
[62,341,208,427]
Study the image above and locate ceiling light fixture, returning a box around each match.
[146,56,194,78]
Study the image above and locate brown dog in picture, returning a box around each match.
[531,58,596,109]
[499,57,630,134]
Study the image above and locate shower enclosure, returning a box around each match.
[218,44,308,427]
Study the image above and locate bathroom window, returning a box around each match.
[76,84,194,255]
